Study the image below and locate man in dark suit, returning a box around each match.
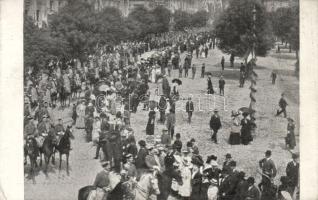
[245,177,261,200]
[186,97,194,123]
[135,140,148,179]
[221,56,225,71]
[276,93,288,118]
[258,150,277,191]
[219,76,226,96]
[210,109,222,143]
[93,161,112,199]
[286,153,299,194]
[219,161,239,200]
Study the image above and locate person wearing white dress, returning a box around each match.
[75,101,86,129]
[178,157,192,199]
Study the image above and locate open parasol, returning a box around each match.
[172,78,182,85]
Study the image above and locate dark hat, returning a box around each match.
[225,153,232,158]
[214,108,219,112]
[287,117,294,122]
[27,116,33,120]
[101,160,110,167]
[190,138,196,143]
[242,112,249,117]
[100,112,107,118]
[265,150,272,156]
[138,140,146,147]
[125,154,133,159]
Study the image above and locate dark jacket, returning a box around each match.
[245,185,260,200]
[279,98,288,109]
[135,147,148,169]
[259,158,277,178]
[210,114,222,131]
[191,171,203,200]
[219,79,225,88]
[286,161,299,187]
[186,101,194,113]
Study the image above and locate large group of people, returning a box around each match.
[23,28,298,200]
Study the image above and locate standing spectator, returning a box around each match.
[285,118,296,149]
[166,109,176,139]
[135,140,148,179]
[201,63,205,78]
[210,109,222,143]
[179,63,183,78]
[178,157,192,199]
[222,153,233,175]
[162,74,170,98]
[219,161,239,200]
[190,157,204,200]
[258,150,277,191]
[219,76,225,96]
[221,56,225,71]
[245,177,261,200]
[271,71,277,84]
[241,112,253,145]
[239,71,245,88]
[207,76,214,95]
[230,53,235,68]
[161,128,171,146]
[158,95,167,124]
[196,47,200,59]
[173,133,182,153]
[276,93,288,118]
[146,109,156,135]
[191,64,196,79]
[286,153,299,195]
[186,97,194,123]
[204,45,209,58]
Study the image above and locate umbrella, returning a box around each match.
[239,107,255,114]
[172,78,182,85]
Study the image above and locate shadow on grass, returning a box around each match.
[270,53,297,60]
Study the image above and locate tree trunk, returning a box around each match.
[295,50,299,74]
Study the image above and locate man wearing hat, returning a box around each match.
[245,177,260,200]
[286,118,296,149]
[135,140,148,178]
[161,128,171,146]
[276,93,288,118]
[222,153,233,175]
[93,161,112,200]
[201,63,205,78]
[219,75,226,96]
[286,153,299,195]
[219,161,239,200]
[258,150,277,191]
[145,145,162,172]
[186,97,194,123]
[210,108,222,143]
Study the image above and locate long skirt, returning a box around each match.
[146,123,154,135]
[229,132,241,145]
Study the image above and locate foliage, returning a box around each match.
[24,16,70,73]
[213,0,274,57]
[173,10,191,31]
[190,10,209,28]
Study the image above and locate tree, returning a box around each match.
[128,6,157,38]
[24,16,70,74]
[213,0,274,58]
[49,0,99,66]
[190,10,209,28]
[173,10,191,31]
[151,6,171,33]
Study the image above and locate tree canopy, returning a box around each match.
[213,0,274,57]
[173,10,209,31]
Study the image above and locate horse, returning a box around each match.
[55,128,74,174]
[78,171,160,200]
[25,137,39,176]
[39,134,57,174]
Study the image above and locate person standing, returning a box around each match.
[166,109,176,139]
[286,153,299,195]
[271,71,277,85]
[191,64,196,79]
[190,158,204,200]
[209,109,222,143]
[161,128,171,146]
[276,93,288,118]
[173,133,183,153]
[285,118,296,149]
[158,95,167,124]
[219,76,225,96]
[135,140,148,179]
[201,63,205,78]
[240,112,252,145]
[221,56,225,71]
[186,97,194,123]
[162,74,170,98]
[146,109,156,135]
[258,150,277,191]
[207,76,214,95]
[179,63,183,78]
[75,100,86,129]
[245,177,261,200]
[230,53,235,68]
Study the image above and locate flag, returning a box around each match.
[245,49,253,64]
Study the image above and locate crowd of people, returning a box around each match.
[23,28,298,200]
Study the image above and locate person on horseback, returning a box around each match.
[93,161,113,200]
[24,116,37,165]
[55,118,65,145]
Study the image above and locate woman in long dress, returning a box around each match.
[207,76,214,95]
[76,101,86,129]
[146,109,156,135]
[178,154,192,199]
[229,111,241,145]
[240,113,252,145]
[285,118,296,149]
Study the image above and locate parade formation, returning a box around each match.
[23,1,299,200]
